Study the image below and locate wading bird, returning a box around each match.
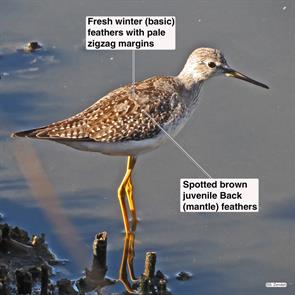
[12,47,268,235]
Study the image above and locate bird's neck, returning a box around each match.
[177,67,204,92]
[177,71,203,100]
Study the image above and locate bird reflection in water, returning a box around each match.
[77,231,171,295]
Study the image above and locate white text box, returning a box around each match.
[86,16,176,50]
[180,178,259,213]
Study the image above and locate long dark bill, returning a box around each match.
[224,68,269,89]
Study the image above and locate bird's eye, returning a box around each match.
[208,62,216,68]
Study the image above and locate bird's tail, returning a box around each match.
[11,128,45,138]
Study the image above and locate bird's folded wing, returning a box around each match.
[14,76,184,142]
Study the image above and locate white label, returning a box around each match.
[265,282,287,288]
[86,16,176,50]
[180,178,259,213]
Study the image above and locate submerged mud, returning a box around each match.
[0,223,174,294]
[0,223,57,294]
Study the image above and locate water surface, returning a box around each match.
[0,1,294,294]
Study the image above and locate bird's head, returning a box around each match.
[179,47,269,89]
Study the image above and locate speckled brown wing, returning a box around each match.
[13,76,184,142]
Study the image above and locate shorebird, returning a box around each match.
[12,47,268,234]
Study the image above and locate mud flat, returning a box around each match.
[0,223,56,294]
[0,223,173,294]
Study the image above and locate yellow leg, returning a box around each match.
[125,176,138,281]
[117,156,137,234]
[118,156,138,292]
[127,231,137,282]
[126,177,138,232]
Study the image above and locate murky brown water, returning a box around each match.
[1,1,294,294]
